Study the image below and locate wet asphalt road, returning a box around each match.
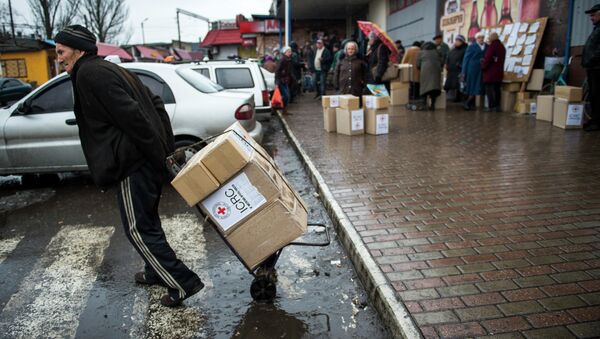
[0,117,389,338]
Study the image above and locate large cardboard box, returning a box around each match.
[322,95,340,108]
[200,153,286,235]
[171,145,221,206]
[427,91,446,109]
[502,82,522,92]
[500,91,516,112]
[201,131,254,184]
[553,98,584,129]
[397,64,413,82]
[536,95,554,122]
[526,69,544,91]
[226,187,307,270]
[515,99,537,114]
[363,95,390,109]
[390,86,409,106]
[339,95,360,110]
[336,108,364,135]
[365,109,389,135]
[390,81,407,90]
[323,107,336,132]
[555,86,583,102]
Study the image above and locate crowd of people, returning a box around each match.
[263,30,509,113]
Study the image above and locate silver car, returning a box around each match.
[0,62,263,176]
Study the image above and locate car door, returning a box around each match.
[3,77,85,171]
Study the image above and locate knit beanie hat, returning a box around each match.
[55,25,98,54]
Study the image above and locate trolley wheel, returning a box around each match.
[250,276,277,303]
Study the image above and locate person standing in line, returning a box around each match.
[402,41,422,101]
[461,32,486,110]
[366,32,391,89]
[54,25,204,307]
[418,41,443,110]
[333,41,366,97]
[433,34,450,64]
[275,46,294,115]
[444,35,467,102]
[312,39,332,99]
[481,32,506,112]
[582,4,600,131]
[395,40,405,63]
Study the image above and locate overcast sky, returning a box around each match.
[8,0,273,44]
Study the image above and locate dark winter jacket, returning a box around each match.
[71,54,175,189]
[367,40,390,84]
[417,42,443,96]
[275,56,294,85]
[481,39,506,84]
[310,47,333,73]
[444,43,467,91]
[583,23,600,69]
[334,54,367,97]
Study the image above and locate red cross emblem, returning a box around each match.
[217,207,227,215]
[212,202,231,219]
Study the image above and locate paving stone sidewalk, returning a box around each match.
[281,95,600,338]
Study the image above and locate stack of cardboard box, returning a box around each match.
[500,69,544,113]
[322,94,390,136]
[390,64,411,106]
[171,123,308,270]
[553,86,584,129]
[363,95,390,135]
[514,92,537,114]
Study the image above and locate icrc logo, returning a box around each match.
[212,202,231,219]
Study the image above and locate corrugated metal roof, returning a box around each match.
[572,0,597,46]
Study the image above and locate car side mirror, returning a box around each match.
[16,101,30,114]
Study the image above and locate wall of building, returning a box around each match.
[368,0,388,29]
[387,0,440,46]
[0,49,53,86]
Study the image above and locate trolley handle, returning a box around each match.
[288,223,331,247]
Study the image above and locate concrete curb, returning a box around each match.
[276,112,422,339]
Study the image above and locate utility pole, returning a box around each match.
[141,18,148,45]
[176,8,210,49]
[8,0,16,45]
[285,0,291,46]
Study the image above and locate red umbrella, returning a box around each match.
[357,20,398,62]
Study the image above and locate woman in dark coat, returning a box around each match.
[334,41,366,97]
[444,34,467,102]
[481,32,506,112]
[366,32,390,87]
[275,46,294,114]
[417,41,443,110]
[461,32,486,110]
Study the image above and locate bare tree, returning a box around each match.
[79,0,129,43]
[27,0,80,39]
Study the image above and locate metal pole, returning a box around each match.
[177,11,182,48]
[141,18,148,45]
[285,0,291,46]
[8,0,16,45]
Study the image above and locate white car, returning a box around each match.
[180,60,272,121]
[0,62,263,176]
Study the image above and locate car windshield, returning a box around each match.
[176,68,223,93]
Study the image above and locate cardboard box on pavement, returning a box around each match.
[516,92,531,101]
[365,109,389,135]
[363,95,390,109]
[554,86,583,102]
[536,95,554,122]
[339,95,360,110]
[390,82,409,106]
[396,64,413,82]
[323,107,336,132]
[336,108,364,135]
[322,95,340,108]
[500,91,516,112]
[553,98,584,129]
[526,69,544,91]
